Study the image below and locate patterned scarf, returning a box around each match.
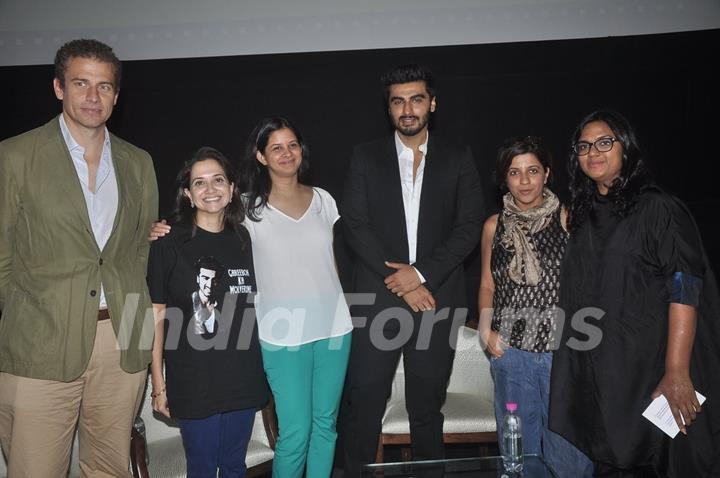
[500,188,560,286]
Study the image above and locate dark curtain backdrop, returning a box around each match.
[2,29,718,319]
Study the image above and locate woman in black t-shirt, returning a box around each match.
[147,147,268,478]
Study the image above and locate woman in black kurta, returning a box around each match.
[549,110,720,477]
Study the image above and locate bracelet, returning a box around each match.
[151,387,166,399]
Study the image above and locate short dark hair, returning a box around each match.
[380,64,436,104]
[54,39,122,89]
[495,136,553,192]
[194,256,224,276]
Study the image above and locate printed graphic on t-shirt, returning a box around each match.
[191,256,223,335]
[190,256,254,335]
[228,268,253,294]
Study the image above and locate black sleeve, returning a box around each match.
[340,148,391,279]
[147,235,175,305]
[642,192,705,306]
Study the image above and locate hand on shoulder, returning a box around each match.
[148,219,172,241]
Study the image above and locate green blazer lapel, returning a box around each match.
[43,119,94,234]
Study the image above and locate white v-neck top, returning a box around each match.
[243,187,353,346]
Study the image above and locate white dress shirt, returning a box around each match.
[59,114,118,309]
[394,131,428,283]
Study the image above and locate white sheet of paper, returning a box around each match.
[642,391,706,438]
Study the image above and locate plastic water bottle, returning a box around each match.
[502,402,523,473]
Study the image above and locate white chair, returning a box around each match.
[376,324,497,462]
[131,378,276,478]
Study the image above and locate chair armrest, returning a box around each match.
[130,416,149,478]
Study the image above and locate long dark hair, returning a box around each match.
[567,109,651,231]
[241,116,310,221]
[170,146,246,237]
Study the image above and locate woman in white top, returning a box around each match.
[241,117,353,478]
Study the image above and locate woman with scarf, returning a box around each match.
[478,136,592,477]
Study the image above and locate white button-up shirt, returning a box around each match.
[59,114,118,308]
[394,131,428,283]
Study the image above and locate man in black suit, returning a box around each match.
[340,64,484,475]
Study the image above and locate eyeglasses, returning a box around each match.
[572,137,619,155]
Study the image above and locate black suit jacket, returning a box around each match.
[341,134,484,363]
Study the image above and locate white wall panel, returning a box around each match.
[1,0,719,66]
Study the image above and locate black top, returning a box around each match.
[147,223,268,419]
[549,187,720,473]
[490,206,566,353]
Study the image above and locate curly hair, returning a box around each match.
[567,109,652,231]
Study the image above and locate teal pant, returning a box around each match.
[261,333,351,478]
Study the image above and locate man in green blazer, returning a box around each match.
[0,39,158,477]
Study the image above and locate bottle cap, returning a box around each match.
[505,402,518,412]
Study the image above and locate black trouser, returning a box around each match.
[592,462,663,478]
[340,318,454,477]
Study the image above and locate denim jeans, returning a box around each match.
[177,408,256,478]
[491,347,593,478]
